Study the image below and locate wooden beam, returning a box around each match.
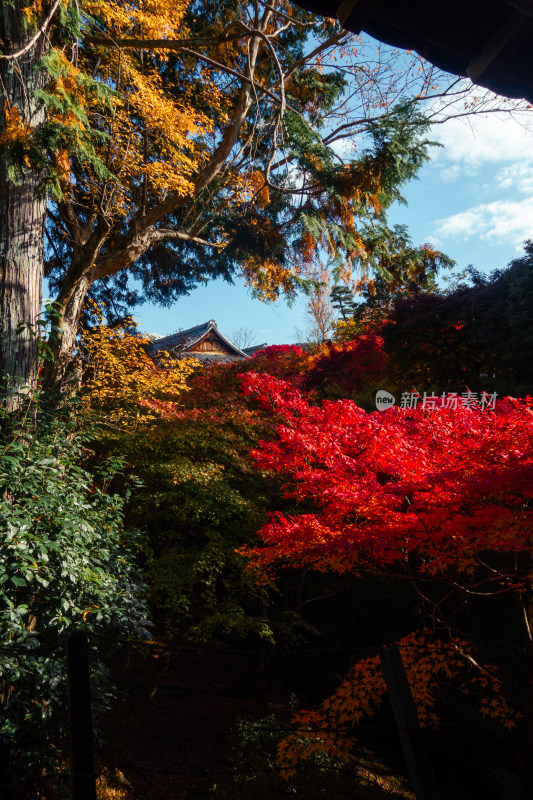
[336,0,380,32]
[466,8,526,83]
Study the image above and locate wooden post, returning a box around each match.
[380,646,440,800]
[67,631,97,800]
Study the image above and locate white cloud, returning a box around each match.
[496,162,533,194]
[432,198,533,249]
[433,114,533,166]
[439,164,461,182]
[427,84,533,169]
[424,90,533,250]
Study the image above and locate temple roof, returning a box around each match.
[293,0,533,104]
[150,320,249,359]
[242,343,268,356]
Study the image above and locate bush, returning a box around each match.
[0,399,147,797]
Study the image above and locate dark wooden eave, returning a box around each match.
[294,0,533,104]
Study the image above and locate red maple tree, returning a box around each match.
[241,374,533,781]
[242,375,533,581]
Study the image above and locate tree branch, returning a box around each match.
[151,229,224,248]
[88,35,285,107]
[177,47,283,105]
[92,21,271,281]
[256,1,312,28]
[85,33,248,50]
[0,0,61,61]
[275,29,349,88]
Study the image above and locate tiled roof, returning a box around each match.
[150,320,216,353]
[182,351,243,364]
[150,320,248,358]
[242,343,268,356]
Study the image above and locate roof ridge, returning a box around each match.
[149,320,248,358]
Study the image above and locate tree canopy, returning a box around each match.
[240,372,533,786]
[1,0,512,394]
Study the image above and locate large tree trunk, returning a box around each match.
[0,2,48,410]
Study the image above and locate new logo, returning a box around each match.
[375,390,395,411]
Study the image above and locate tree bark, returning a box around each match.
[0,2,48,410]
[41,272,93,393]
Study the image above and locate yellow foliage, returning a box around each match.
[82,304,197,425]
[96,771,130,799]
[69,0,223,214]
[248,171,271,209]
[21,0,49,27]
[86,0,190,43]
[242,256,300,302]
[333,319,361,342]
[0,102,31,149]
[12,1,217,211]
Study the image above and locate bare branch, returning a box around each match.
[178,47,284,105]
[256,1,312,28]
[275,29,349,88]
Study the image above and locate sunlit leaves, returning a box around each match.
[242,376,533,576]
[239,374,533,762]
[81,304,197,424]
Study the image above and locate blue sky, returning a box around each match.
[133,82,533,347]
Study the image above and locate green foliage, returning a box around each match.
[362,104,438,209]
[91,350,316,645]
[284,108,337,174]
[32,51,117,199]
[0,399,146,794]
[3,48,117,201]
[331,285,357,321]
[98,403,279,641]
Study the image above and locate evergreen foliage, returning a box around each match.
[0,397,147,794]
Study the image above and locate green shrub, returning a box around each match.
[0,401,147,797]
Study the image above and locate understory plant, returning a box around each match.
[0,396,147,798]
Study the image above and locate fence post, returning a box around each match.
[380,645,440,800]
[67,630,97,800]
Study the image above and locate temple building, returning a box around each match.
[150,320,267,364]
